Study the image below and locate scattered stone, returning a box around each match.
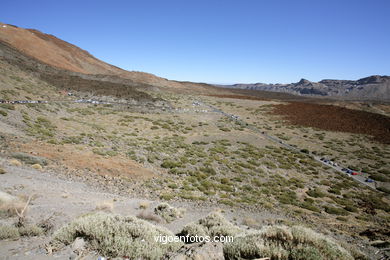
[166,242,224,260]
[72,237,86,253]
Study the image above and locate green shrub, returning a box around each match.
[11,152,48,166]
[324,206,349,216]
[159,193,174,200]
[26,117,56,139]
[161,160,182,169]
[344,205,358,213]
[369,173,389,182]
[377,186,390,194]
[300,202,321,213]
[0,110,8,117]
[0,104,15,110]
[306,188,326,198]
[219,199,235,207]
[62,136,83,144]
[200,167,217,175]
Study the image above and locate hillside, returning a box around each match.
[219,75,390,101]
[0,23,166,84]
[0,22,222,94]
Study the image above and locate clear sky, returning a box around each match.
[1,0,389,84]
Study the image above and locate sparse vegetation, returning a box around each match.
[224,225,355,260]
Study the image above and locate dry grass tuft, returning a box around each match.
[0,191,25,217]
[9,159,22,166]
[31,164,43,170]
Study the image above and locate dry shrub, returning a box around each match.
[0,224,44,240]
[0,225,20,240]
[178,212,362,260]
[138,201,150,209]
[224,226,356,260]
[52,212,183,259]
[154,203,186,223]
[242,217,260,228]
[179,211,242,239]
[18,225,44,237]
[0,191,24,217]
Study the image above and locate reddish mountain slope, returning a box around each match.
[0,23,234,94]
[0,23,187,89]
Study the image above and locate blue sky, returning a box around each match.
[1,0,389,84]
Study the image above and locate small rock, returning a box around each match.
[72,237,86,253]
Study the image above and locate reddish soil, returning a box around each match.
[206,88,315,101]
[0,23,170,86]
[206,94,268,101]
[0,23,221,93]
[16,142,155,179]
[272,102,390,144]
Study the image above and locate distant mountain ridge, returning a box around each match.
[217,75,390,101]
